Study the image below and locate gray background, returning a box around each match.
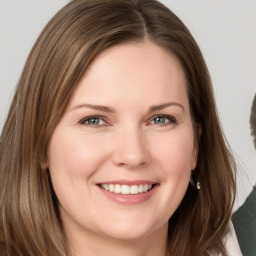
[0,0,255,210]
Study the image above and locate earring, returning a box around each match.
[190,170,201,190]
[196,180,201,190]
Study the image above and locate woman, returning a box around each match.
[0,0,237,255]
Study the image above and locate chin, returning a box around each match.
[103,227,152,242]
[98,217,165,242]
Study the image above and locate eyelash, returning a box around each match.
[79,115,108,127]
[149,115,177,126]
[79,114,177,128]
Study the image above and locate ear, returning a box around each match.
[192,123,202,169]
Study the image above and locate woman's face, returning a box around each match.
[47,41,199,243]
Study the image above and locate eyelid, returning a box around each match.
[148,114,177,125]
[79,114,177,127]
[79,115,109,126]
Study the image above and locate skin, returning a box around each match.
[47,40,199,256]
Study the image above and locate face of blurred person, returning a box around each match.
[47,40,199,249]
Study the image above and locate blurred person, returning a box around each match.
[233,94,256,256]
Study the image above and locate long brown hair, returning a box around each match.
[0,0,236,255]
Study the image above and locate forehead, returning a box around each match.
[68,41,188,110]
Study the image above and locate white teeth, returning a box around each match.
[100,183,154,194]
[143,184,148,192]
[138,184,144,193]
[109,184,114,192]
[121,185,130,194]
[114,184,121,193]
[130,185,138,194]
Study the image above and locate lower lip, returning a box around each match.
[98,185,159,205]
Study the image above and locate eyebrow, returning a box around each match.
[149,103,185,113]
[70,103,115,113]
[70,102,184,113]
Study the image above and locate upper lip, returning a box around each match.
[96,180,157,185]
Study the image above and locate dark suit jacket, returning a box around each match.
[232,187,256,256]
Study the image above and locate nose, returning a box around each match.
[112,127,151,169]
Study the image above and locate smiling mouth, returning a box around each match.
[99,184,155,195]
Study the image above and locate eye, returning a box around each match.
[80,116,107,127]
[149,115,176,125]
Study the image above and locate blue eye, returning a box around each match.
[153,116,167,124]
[80,116,106,126]
[150,115,176,125]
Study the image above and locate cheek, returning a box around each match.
[147,131,194,225]
[48,130,109,178]
[151,129,196,174]
[47,130,108,209]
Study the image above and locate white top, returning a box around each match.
[224,222,243,256]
